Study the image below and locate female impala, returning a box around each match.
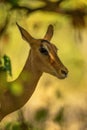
[0,24,68,121]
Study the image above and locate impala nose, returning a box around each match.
[61,68,68,78]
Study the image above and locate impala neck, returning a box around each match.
[0,50,42,120]
[16,49,42,97]
[19,50,42,87]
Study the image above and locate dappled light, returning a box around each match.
[0,0,87,130]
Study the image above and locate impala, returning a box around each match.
[0,23,68,121]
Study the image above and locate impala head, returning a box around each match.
[16,23,68,79]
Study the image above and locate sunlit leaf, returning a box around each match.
[10,82,23,96]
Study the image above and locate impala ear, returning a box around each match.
[44,24,54,41]
[16,23,36,46]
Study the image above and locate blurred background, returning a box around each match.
[0,0,87,130]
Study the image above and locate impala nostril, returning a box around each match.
[61,69,68,76]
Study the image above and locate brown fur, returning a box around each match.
[0,24,68,121]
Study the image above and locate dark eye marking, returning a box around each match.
[39,47,48,55]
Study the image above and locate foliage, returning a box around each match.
[0,0,87,41]
[0,1,87,130]
[0,55,12,76]
[1,121,42,130]
[35,108,49,122]
[53,107,64,125]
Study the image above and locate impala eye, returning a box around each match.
[39,47,48,55]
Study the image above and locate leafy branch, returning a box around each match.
[0,0,87,41]
[0,55,12,76]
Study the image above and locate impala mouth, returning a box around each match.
[52,68,68,79]
[56,74,67,79]
[60,74,67,79]
[61,69,68,77]
[59,71,68,79]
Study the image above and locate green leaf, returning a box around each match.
[35,108,48,122]
[5,122,12,130]
[12,123,21,130]
[10,82,23,96]
[0,55,12,76]
[3,55,12,76]
[54,107,64,125]
[8,0,20,6]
